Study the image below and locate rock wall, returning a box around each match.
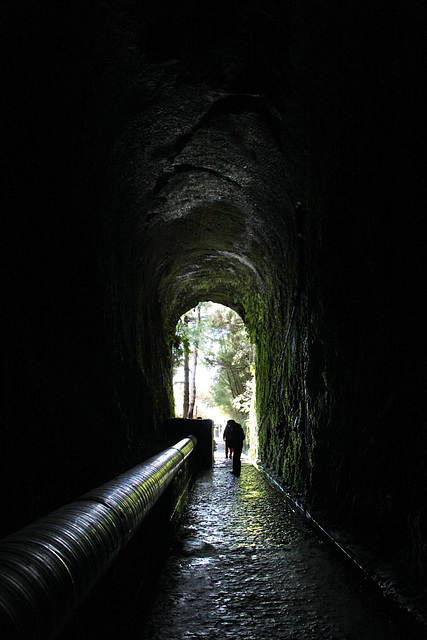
[2,0,426,597]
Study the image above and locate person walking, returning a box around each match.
[223,421,233,459]
[229,420,245,477]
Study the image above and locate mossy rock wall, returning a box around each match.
[2,0,426,593]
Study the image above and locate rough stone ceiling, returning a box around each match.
[123,93,295,329]
[103,1,299,332]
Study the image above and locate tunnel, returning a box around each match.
[2,0,427,633]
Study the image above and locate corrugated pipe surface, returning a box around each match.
[0,436,196,638]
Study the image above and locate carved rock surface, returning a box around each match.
[2,0,426,606]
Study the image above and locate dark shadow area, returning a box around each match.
[2,0,427,632]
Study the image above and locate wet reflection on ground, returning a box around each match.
[134,441,424,639]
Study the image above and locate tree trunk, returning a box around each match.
[188,346,198,419]
[187,305,200,419]
[183,316,190,418]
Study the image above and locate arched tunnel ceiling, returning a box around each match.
[121,95,298,331]
[100,0,305,342]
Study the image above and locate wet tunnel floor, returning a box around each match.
[125,442,422,640]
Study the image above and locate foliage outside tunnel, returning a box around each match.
[172,303,256,451]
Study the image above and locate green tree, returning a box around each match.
[173,314,191,416]
[173,303,205,418]
[173,303,253,423]
[188,304,201,419]
[203,306,254,424]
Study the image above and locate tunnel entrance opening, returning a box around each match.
[172,301,257,456]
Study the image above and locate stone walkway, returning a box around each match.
[132,441,422,639]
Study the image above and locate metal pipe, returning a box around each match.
[0,436,196,638]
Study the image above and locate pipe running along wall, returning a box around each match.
[0,436,196,638]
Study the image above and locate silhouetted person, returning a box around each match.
[223,421,233,459]
[229,420,245,476]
